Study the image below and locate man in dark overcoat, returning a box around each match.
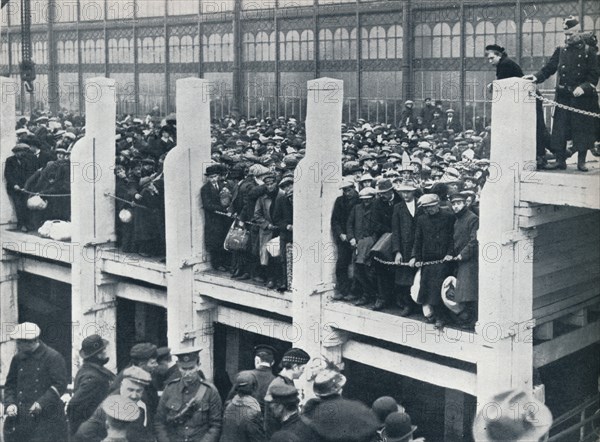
[201,163,230,271]
[525,16,600,171]
[410,194,455,329]
[3,322,68,442]
[67,334,115,435]
[4,143,37,231]
[331,178,359,301]
[391,182,421,316]
[449,193,479,326]
[154,347,223,442]
[486,44,551,169]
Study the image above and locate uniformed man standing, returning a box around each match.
[154,346,223,442]
[525,16,600,171]
[2,322,68,442]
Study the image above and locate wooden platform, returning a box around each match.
[520,158,600,210]
[99,247,168,287]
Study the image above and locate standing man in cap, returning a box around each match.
[486,43,551,169]
[220,371,266,442]
[68,334,115,435]
[201,163,230,272]
[410,194,455,328]
[154,346,223,442]
[472,389,552,441]
[99,395,141,442]
[420,98,435,127]
[268,385,319,441]
[524,15,600,171]
[331,178,360,301]
[4,143,37,231]
[445,109,462,133]
[264,348,311,437]
[111,342,160,420]
[75,366,154,442]
[399,100,416,129]
[3,322,68,442]
[391,182,421,316]
[153,347,182,393]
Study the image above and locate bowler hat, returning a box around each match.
[372,396,403,424]
[384,412,417,442]
[80,334,109,359]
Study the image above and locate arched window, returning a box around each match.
[333,28,349,59]
[223,33,234,61]
[256,31,273,61]
[414,24,432,58]
[154,37,165,63]
[108,38,118,62]
[350,28,357,59]
[319,29,333,60]
[432,22,451,58]
[386,25,403,59]
[475,21,494,57]
[118,38,130,62]
[85,40,95,63]
[367,26,386,59]
[1,43,8,66]
[193,35,200,62]
[522,19,543,57]
[64,40,75,63]
[202,35,208,62]
[300,30,314,60]
[242,33,255,61]
[544,18,562,56]
[140,37,153,63]
[169,36,181,63]
[496,20,516,56]
[283,30,300,61]
[464,23,474,57]
[96,39,105,64]
[451,22,461,57]
[181,36,193,62]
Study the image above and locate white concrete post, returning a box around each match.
[293,78,343,363]
[477,78,537,406]
[70,77,117,373]
[0,77,20,382]
[164,78,215,377]
[1,77,18,225]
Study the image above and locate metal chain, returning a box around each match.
[530,91,600,118]
[373,256,459,267]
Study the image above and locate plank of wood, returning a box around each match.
[521,177,600,211]
[556,309,588,327]
[517,205,594,228]
[533,264,599,298]
[533,252,599,279]
[1,229,74,264]
[115,282,167,308]
[533,322,554,340]
[533,279,598,307]
[533,212,599,241]
[342,340,477,396]
[216,306,291,341]
[101,257,168,287]
[533,321,600,367]
[19,257,71,283]
[535,298,600,325]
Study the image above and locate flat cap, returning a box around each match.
[123,366,152,386]
[130,343,158,361]
[156,347,171,362]
[102,395,140,422]
[9,322,41,340]
[418,193,440,207]
[269,384,300,405]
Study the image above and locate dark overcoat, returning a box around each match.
[331,192,359,243]
[535,41,600,152]
[391,200,420,286]
[201,180,230,252]
[411,208,455,306]
[67,361,116,435]
[219,395,266,442]
[3,341,68,442]
[453,208,479,303]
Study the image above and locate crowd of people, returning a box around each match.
[2,322,554,442]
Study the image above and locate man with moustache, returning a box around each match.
[154,346,222,442]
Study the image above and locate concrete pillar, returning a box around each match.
[164,78,215,378]
[1,77,18,225]
[292,77,343,363]
[477,78,536,406]
[0,77,20,383]
[70,77,117,373]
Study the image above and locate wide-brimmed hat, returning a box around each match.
[313,369,347,397]
[80,334,109,359]
[359,187,377,199]
[473,389,552,441]
[377,179,394,193]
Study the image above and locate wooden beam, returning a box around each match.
[517,204,594,228]
[324,302,479,364]
[195,273,292,317]
[1,229,74,264]
[20,257,71,283]
[520,176,600,211]
[101,256,168,287]
[533,321,553,341]
[216,306,291,341]
[557,309,588,328]
[115,282,167,309]
[342,340,477,396]
[533,321,600,367]
[535,297,600,326]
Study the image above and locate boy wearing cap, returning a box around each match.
[68,334,115,435]
[75,366,154,442]
[524,16,600,171]
[3,322,68,442]
[154,346,223,442]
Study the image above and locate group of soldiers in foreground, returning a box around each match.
[2,322,554,441]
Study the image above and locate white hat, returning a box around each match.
[9,322,41,340]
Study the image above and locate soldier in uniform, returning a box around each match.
[525,16,600,171]
[154,346,223,442]
[3,322,68,442]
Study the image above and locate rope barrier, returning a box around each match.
[529,91,600,118]
[18,188,70,198]
[372,256,459,267]
[104,192,149,210]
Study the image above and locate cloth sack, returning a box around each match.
[369,232,394,262]
[27,194,48,210]
[119,208,133,223]
[224,221,250,252]
[38,220,54,238]
[48,220,71,241]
